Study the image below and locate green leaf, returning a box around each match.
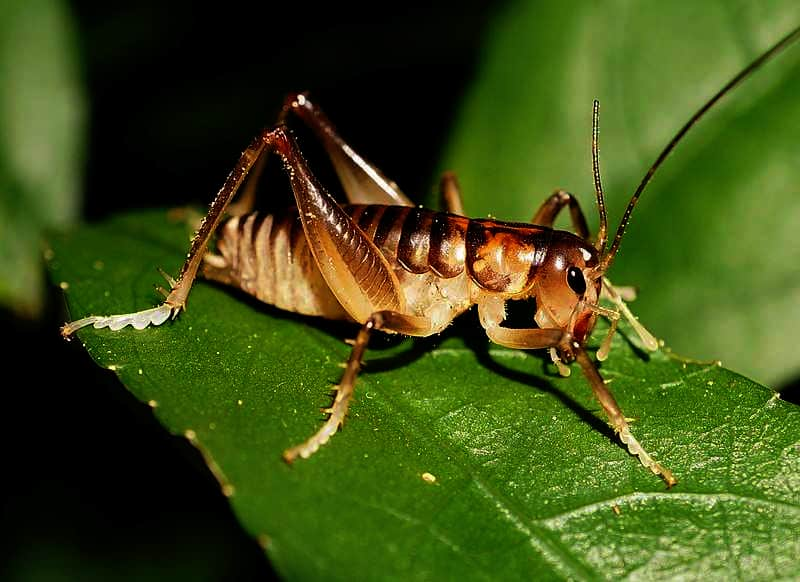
[0,0,85,316]
[440,1,800,387]
[50,210,799,579]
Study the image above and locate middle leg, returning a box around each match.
[283,309,450,462]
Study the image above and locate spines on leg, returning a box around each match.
[282,315,377,463]
[575,347,677,487]
[619,426,677,487]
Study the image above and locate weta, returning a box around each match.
[62,26,800,488]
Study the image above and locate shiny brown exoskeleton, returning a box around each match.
[62,26,800,488]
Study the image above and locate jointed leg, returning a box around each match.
[282,313,379,463]
[281,93,465,214]
[279,92,413,207]
[62,129,275,337]
[63,123,401,336]
[225,151,267,217]
[530,189,590,239]
[478,295,569,373]
[575,348,676,487]
[480,295,578,377]
[600,278,658,352]
[478,295,675,487]
[283,310,447,463]
[439,171,465,215]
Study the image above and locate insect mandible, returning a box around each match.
[61,25,800,488]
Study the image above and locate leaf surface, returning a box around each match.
[50,210,800,579]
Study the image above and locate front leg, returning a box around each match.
[575,348,676,487]
[478,295,565,350]
[477,296,676,487]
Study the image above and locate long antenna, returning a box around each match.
[601,24,800,271]
[592,100,608,254]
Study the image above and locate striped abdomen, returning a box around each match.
[202,209,349,320]
[203,204,555,320]
[348,205,553,296]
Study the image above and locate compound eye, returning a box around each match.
[566,266,586,296]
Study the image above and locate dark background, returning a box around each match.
[3,1,499,579]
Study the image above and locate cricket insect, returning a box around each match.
[62,25,800,488]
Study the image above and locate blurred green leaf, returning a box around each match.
[440,1,800,387]
[50,210,799,579]
[0,0,85,316]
